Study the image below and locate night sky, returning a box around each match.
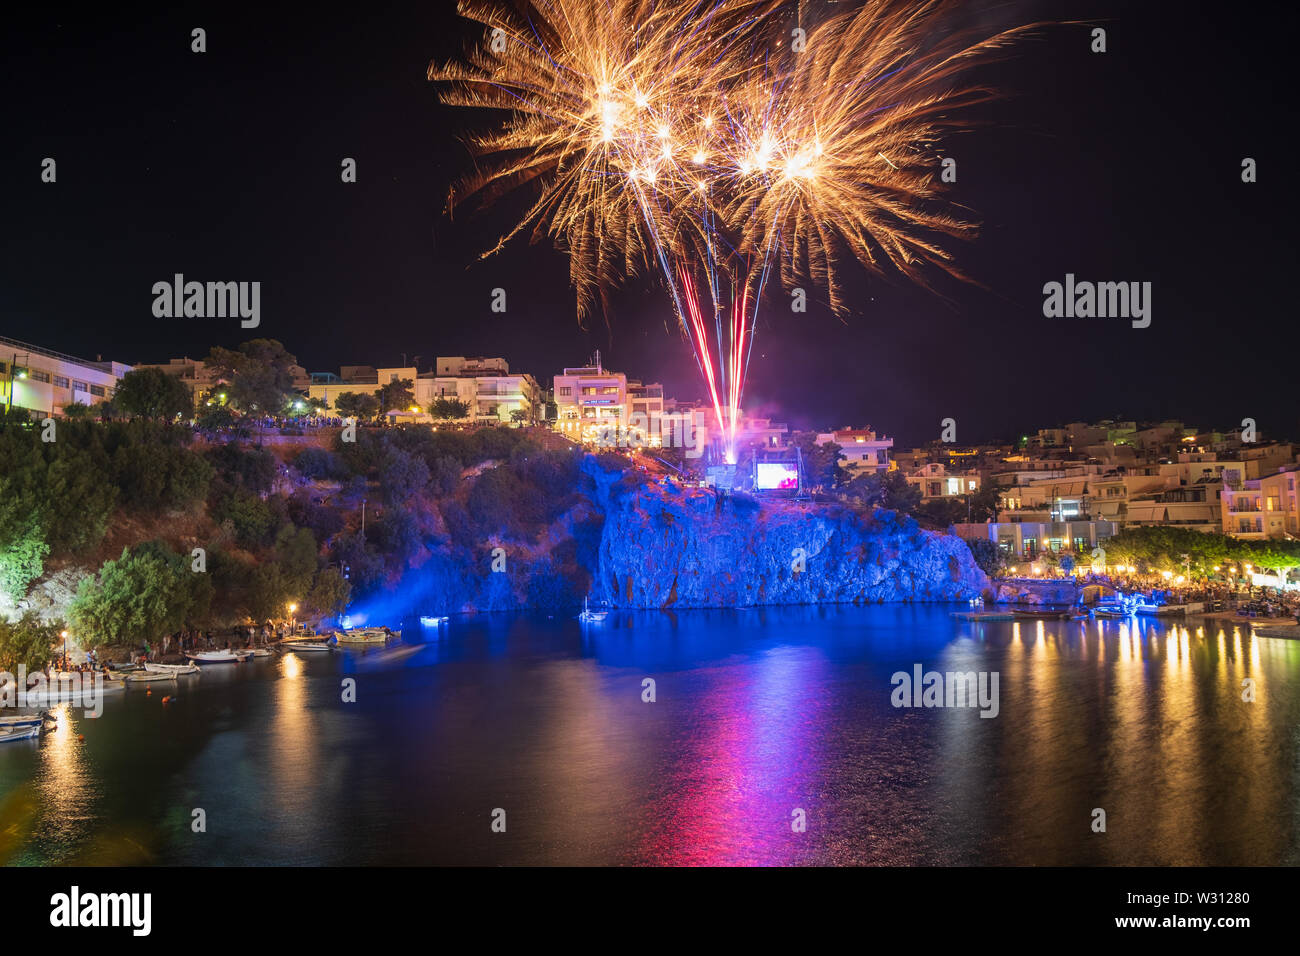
[3,1,1295,446]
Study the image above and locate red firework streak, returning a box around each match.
[675,262,749,458]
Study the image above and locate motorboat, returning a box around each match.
[242,647,274,658]
[281,641,334,653]
[0,712,53,730]
[122,670,177,683]
[185,649,243,665]
[419,615,450,627]
[144,662,200,676]
[0,723,41,743]
[1,677,124,707]
[333,627,394,645]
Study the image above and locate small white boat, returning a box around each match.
[242,647,273,658]
[3,677,125,707]
[186,649,243,665]
[0,713,51,730]
[419,615,449,627]
[577,597,608,623]
[282,641,334,653]
[122,670,177,683]
[144,662,200,676]
[0,724,41,743]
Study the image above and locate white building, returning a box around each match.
[1,335,132,417]
[817,427,893,473]
[554,355,627,442]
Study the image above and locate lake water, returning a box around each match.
[2,606,1298,866]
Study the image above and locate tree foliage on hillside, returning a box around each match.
[0,612,61,672]
[69,542,212,647]
[113,367,194,420]
[204,339,299,414]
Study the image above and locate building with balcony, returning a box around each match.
[817,427,893,473]
[1222,467,1300,539]
[906,462,981,500]
[553,355,627,442]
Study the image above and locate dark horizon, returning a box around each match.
[3,1,1296,447]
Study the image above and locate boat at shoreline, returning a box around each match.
[144,662,200,676]
[3,678,126,706]
[1012,608,1069,620]
[0,723,41,743]
[186,649,244,665]
[0,712,54,730]
[333,627,396,644]
[120,670,177,683]
[281,640,334,653]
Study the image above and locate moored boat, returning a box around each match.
[333,627,393,644]
[951,610,1016,622]
[144,662,200,676]
[0,724,41,743]
[1012,608,1069,620]
[282,641,334,653]
[1,677,124,707]
[577,597,608,623]
[186,649,243,665]
[0,712,53,730]
[1135,603,1186,616]
[123,670,177,683]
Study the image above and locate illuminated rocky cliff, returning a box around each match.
[587,460,988,609]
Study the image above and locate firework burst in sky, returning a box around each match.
[432,0,1040,457]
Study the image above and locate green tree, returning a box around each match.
[61,402,94,420]
[0,612,61,672]
[204,339,299,415]
[376,378,416,414]
[305,566,350,619]
[335,392,381,421]
[429,397,470,420]
[69,543,205,647]
[113,367,194,420]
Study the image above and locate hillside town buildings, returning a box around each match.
[6,333,1298,559]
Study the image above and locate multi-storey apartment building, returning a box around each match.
[553,355,627,441]
[1,335,132,417]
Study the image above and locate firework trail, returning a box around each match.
[431,0,1040,459]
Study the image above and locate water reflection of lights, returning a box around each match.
[34,703,98,857]
[281,653,303,680]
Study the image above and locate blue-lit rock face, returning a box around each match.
[590,465,988,608]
